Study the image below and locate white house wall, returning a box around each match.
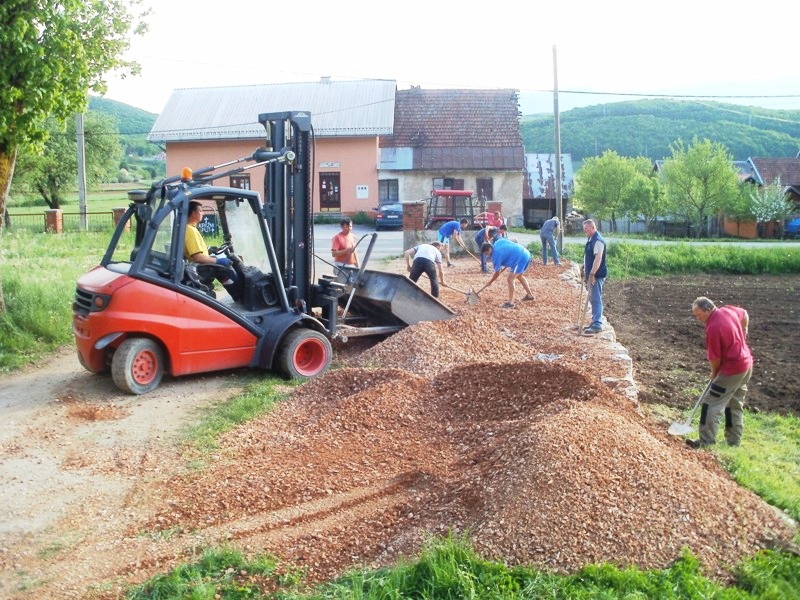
[382,171,525,225]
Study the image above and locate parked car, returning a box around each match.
[785,216,800,239]
[374,203,404,230]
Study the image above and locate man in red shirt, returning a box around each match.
[687,296,753,448]
[331,218,359,271]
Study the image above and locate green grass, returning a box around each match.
[715,412,800,522]
[7,183,144,213]
[125,547,292,600]
[547,242,800,277]
[121,537,800,599]
[184,376,299,452]
[0,230,125,370]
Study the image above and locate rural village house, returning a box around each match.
[148,79,528,224]
[377,87,526,224]
[148,78,396,217]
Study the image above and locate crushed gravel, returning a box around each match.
[137,259,796,586]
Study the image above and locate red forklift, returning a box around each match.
[73,112,453,394]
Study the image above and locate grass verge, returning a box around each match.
[124,536,800,599]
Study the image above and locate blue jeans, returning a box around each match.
[588,277,604,329]
[474,233,489,272]
[540,233,560,265]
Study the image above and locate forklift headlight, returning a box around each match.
[93,294,110,311]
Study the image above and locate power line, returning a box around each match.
[520,88,800,102]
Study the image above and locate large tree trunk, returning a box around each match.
[0,146,19,313]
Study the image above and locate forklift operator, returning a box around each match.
[184,201,239,295]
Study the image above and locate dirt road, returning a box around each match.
[0,350,244,596]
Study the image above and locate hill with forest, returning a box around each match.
[88,96,164,180]
[520,99,800,163]
[87,95,800,168]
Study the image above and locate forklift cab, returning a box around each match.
[105,185,284,314]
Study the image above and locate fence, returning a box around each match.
[5,211,119,233]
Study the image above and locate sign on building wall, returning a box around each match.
[356,185,368,199]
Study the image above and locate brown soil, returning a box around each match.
[0,262,796,599]
[604,274,800,415]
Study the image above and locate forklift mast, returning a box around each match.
[259,111,314,304]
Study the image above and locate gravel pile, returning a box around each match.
[142,259,796,584]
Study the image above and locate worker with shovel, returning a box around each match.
[475,238,535,308]
[685,296,753,449]
[405,241,446,298]
[437,219,470,267]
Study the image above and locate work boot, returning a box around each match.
[685,439,707,449]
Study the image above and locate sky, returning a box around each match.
[103,0,800,116]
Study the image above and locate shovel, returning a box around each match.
[442,282,480,305]
[668,381,712,436]
[464,247,483,265]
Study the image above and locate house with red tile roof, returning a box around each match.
[724,156,800,238]
[378,87,526,225]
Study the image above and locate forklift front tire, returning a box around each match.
[112,337,165,395]
[277,329,332,380]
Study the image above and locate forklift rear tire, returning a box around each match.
[111,338,165,395]
[277,329,332,380]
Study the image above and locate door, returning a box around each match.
[319,173,340,212]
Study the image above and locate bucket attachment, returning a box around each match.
[337,269,455,326]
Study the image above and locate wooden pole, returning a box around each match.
[552,45,564,253]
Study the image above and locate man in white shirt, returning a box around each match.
[405,241,446,297]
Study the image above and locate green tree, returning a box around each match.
[620,156,666,232]
[659,137,740,237]
[13,112,123,209]
[749,177,795,237]
[573,150,639,232]
[0,0,146,310]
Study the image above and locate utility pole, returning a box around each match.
[76,112,88,231]
[552,45,564,253]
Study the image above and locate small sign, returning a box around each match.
[198,214,218,236]
[319,161,340,168]
[356,184,368,199]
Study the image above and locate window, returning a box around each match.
[379,179,399,204]
[432,177,464,190]
[476,178,494,201]
[230,174,251,190]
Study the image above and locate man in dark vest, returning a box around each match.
[582,219,607,335]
